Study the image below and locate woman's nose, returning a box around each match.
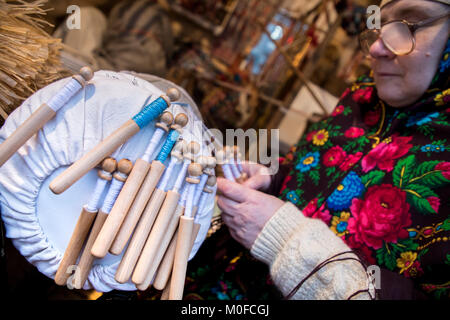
[369,37,396,59]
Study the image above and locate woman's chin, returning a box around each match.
[376,86,417,108]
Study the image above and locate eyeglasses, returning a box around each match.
[359,13,450,56]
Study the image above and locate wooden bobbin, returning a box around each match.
[158,217,201,299]
[113,129,190,280]
[186,163,202,184]
[155,111,174,132]
[132,189,182,287]
[103,113,174,257]
[196,155,209,171]
[90,156,152,259]
[131,141,190,287]
[72,66,94,87]
[114,186,166,283]
[113,159,133,182]
[49,87,179,195]
[54,157,116,286]
[171,113,189,131]
[0,66,94,168]
[183,141,200,162]
[109,131,186,256]
[226,146,244,182]
[80,66,95,82]
[171,139,185,161]
[73,159,132,289]
[161,88,181,105]
[215,149,234,181]
[204,175,217,193]
[204,156,217,175]
[232,145,247,182]
[136,202,184,291]
[168,163,202,299]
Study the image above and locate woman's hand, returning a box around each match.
[240,161,272,191]
[217,177,285,250]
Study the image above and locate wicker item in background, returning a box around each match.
[0,0,68,123]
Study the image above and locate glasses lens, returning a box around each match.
[380,22,414,55]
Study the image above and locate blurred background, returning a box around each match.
[0,0,380,300]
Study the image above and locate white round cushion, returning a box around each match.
[0,70,216,292]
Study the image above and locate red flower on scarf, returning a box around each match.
[435,162,450,179]
[306,130,316,142]
[332,105,345,116]
[302,198,332,225]
[361,135,413,172]
[427,196,440,213]
[323,146,347,167]
[344,127,365,139]
[340,88,351,100]
[280,175,292,194]
[404,261,424,278]
[339,152,363,171]
[364,109,381,126]
[352,87,374,104]
[346,236,377,265]
[348,184,411,250]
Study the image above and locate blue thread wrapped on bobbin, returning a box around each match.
[132,97,169,129]
[132,88,180,129]
[156,130,180,163]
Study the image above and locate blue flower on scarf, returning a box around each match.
[286,190,299,204]
[406,112,439,127]
[296,152,320,172]
[421,144,446,153]
[439,39,450,72]
[326,171,364,211]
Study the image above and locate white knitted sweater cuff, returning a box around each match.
[251,201,304,266]
[250,202,374,300]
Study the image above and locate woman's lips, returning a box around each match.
[375,72,401,77]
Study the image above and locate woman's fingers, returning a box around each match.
[217,177,250,203]
[217,195,240,215]
[240,162,272,191]
[242,174,270,191]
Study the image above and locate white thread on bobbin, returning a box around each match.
[183,163,203,219]
[173,159,189,192]
[229,161,241,180]
[193,174,208,206]
[236,152,244,173]
[158,156,180,191]
[179,183,188,207]
[194,192,209,223]
[225,147,240,179]
[46,78,83,112]
[141,129,166,163]
[86,175,110,212]
[216,149,235,181]
[222,164,234,181]
[184,182,197,219]
[194,176,216,223]
[100,177,126,214]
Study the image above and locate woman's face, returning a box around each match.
[370,0,449,107]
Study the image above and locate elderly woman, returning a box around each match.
[182,0,450,300]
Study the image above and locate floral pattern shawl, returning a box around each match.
[271,39,450,299]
